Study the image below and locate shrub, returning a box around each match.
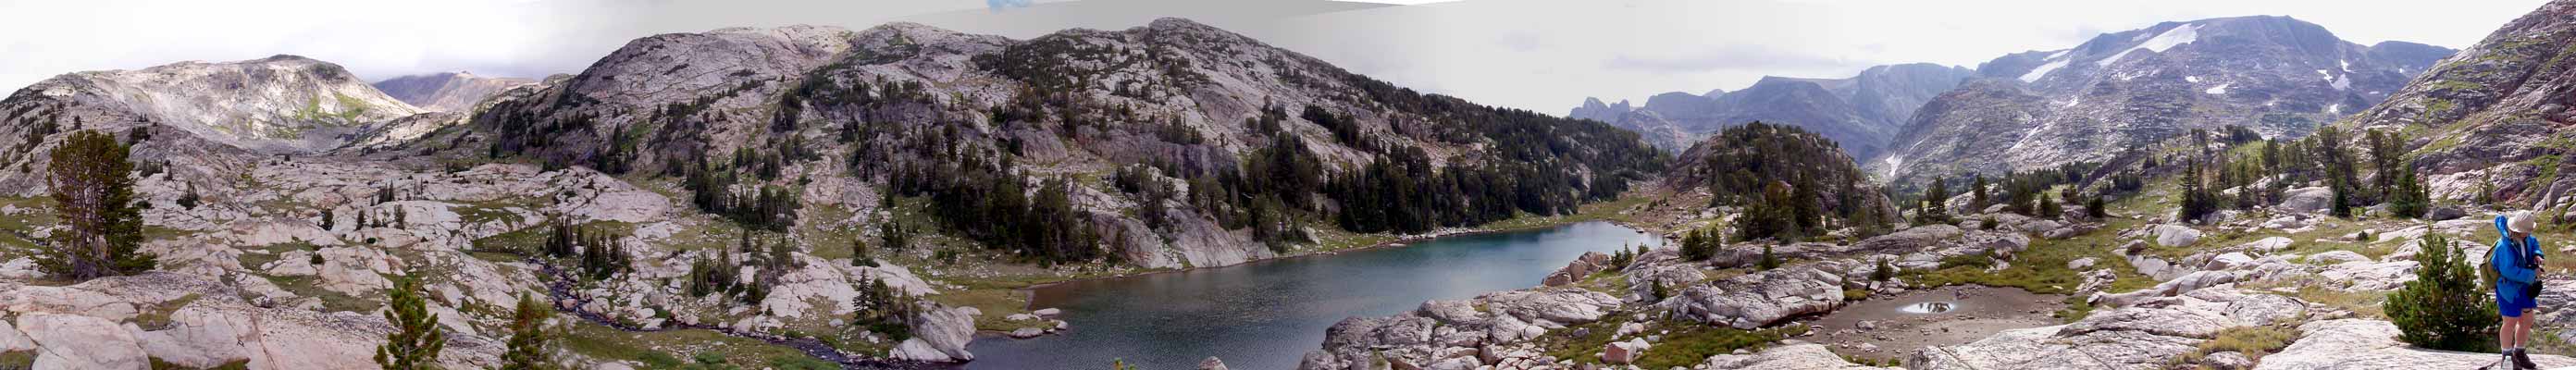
[2385,235,2498,351]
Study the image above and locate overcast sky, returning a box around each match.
[0,0,2548,114]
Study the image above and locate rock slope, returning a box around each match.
[2339,0,2576,210]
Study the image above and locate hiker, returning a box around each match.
[2496,211,2545,369]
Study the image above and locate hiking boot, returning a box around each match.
[2515,348,2540,369]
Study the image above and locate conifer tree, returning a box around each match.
[1969,175,1990,212]
[40,130,155,280]
[378,275,446,370]
[2385,235,2496,351]
[2389,164,2431,219]
[502,291,554,370]
[851,238,877,267]
[1916,178,1952,225]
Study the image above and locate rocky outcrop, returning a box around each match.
[1,273,502,369]
[1661,264,1850,329]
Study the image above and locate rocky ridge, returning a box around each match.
[371,71,539,113]
[1571,63,1975,158]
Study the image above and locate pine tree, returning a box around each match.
[1679,228,1718,262]
[2389,164,2431,219]
[1870,257,1893,281]
[177,183,200,209]
[378,275,446,370]
[2087,194,2108,218]
[1916,178,1952,225]
[40,130,155,280]
[2384,235,2497,351]
[501,291,553,370]
[2037,195,2062,220]
[1757,243,1779,270]
[1969,176,1990,212]
[851,238,877,267]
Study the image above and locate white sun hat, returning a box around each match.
[2511,211,2537,234]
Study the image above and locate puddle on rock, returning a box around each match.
[1898,302,1956,314]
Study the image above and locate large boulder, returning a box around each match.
[1661,265,1845,329]
[1542,252,1610,287]
[891,304,977,362]
[2275,187,2333,214]
[1603,338,1650,364]
[2152,225,2204,247]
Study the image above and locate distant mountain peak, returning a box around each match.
[1566,62,1974,158]
[1875,15,2457,185]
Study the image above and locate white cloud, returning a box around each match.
[0,0,2547,115]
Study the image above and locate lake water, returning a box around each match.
[960,221,1660,370]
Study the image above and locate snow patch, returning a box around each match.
[2186,76,2200,83]
[2099,23,2202,67]
[2316,69,2334,81]
[2020,57,2069,82]
[1881,156,1903,179]
[2329,104,2342,114]
[2339,59,2351,72]
[2205,83,2230,94]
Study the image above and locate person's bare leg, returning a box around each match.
[2507,314,2520,352]
[2517,314,2534,348]
[2503,311,2525,350]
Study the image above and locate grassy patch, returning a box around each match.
[262,275,378,314]
[1635,324,1802,369]
[131,293,203,331]
[1534,317,1798,367]
[556,319,824,369]
[2176,325,2300,366]
[0,351,32,370]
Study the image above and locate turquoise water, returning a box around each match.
[960,221,1658,370]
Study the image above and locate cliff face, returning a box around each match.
[1873,16,2452,186]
